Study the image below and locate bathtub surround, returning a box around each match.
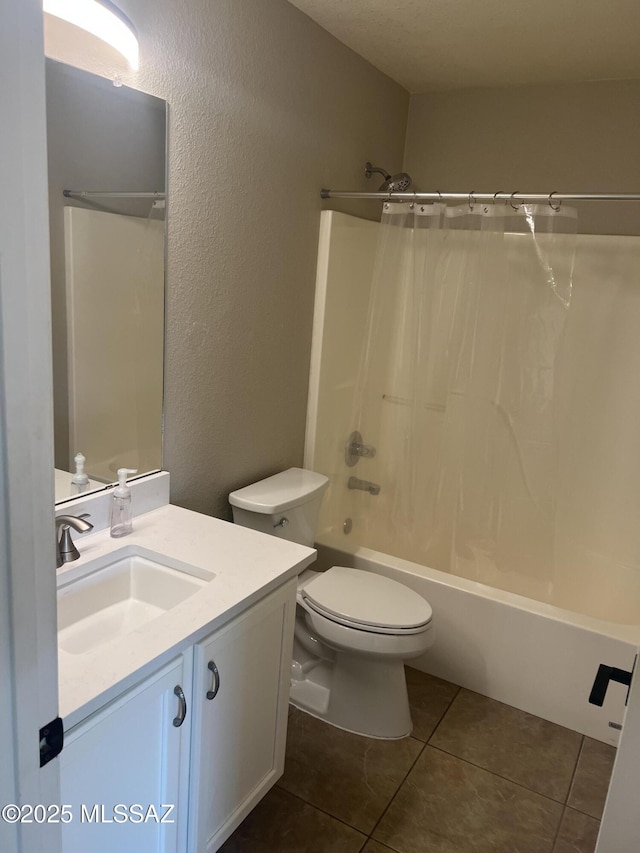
[45,0,409,519]
[306,210,640,743]
[346,201,577,586]
[307,211,640,626]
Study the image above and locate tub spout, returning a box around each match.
[348,476,381,496]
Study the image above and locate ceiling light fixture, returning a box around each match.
[43,0,139,71]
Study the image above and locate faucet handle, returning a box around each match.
[55,512,93,530]
[55,514,94,568]
[57,512,91,534]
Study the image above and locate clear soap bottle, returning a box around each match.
[110,468,137,538]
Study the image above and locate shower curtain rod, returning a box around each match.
[320,189,640,203]
[63,190,166,200]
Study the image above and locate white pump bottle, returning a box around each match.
[71,452,89,486]
[110,468,138,538]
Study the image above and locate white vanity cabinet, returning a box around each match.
[59,577,298,853]
[188,579,297,852]
[60,653,192,853]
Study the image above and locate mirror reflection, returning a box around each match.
[46,59,167,503]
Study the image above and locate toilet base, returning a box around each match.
[290,648,413,739]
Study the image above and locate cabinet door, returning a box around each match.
[60,654,192,853]
[189,580,297,852]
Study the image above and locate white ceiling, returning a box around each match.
[287,0,640,93]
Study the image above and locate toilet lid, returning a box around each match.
[301,566,432,631]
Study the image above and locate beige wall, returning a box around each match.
[404,80,640,235]
[46,0,409,517]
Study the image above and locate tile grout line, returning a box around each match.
[425,687,585,808]
[561,745,609,823]
[564,804,605,821]
[425,742,577,810]
[282,681,595,851]
[550,806,567,853]
[363,682,462,843]
[424,683,462,742]
[366,739,429,842]
[565,735,585,806]
[550,734,585,852]
[367,742,571,853]
[273,781,372,839]
[357,833,404,853]
[281,676,464,846]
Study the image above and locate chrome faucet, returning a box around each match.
[55,514,93,568]
[348,476,381,496]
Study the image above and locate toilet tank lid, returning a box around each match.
[229,468,329,514]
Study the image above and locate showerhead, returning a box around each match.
[379,173,413,193]
[365,161,414,193]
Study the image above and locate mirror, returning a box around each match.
[46,59,167,504]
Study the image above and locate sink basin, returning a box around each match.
[57,550,211,655]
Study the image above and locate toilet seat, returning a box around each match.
[300,566,432,636]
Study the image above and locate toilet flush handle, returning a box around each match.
[273,517,289,529]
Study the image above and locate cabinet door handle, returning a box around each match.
[173,685,187,727]
[206,660,220,700]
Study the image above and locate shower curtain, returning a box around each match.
[351,199,578,594]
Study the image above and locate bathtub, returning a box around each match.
[313,532,638,746]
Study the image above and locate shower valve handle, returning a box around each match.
[345,430,376,467]
[351,441,376,459]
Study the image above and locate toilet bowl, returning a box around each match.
[229,468,434,738]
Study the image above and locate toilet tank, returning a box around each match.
[229,468,329,547]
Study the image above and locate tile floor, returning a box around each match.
[220,668,616,853]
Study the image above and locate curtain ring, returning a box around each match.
[409,190,417,210]
[548,191,562,212]
[509,191,521,211]
[493,191,504,204]
[468,191,476,211]
[436,190,444,205]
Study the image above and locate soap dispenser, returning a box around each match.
[71,452,89,493]
[110,468,137,538]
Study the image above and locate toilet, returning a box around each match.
[229,468,433,739]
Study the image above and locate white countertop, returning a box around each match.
[57,504,316,729]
